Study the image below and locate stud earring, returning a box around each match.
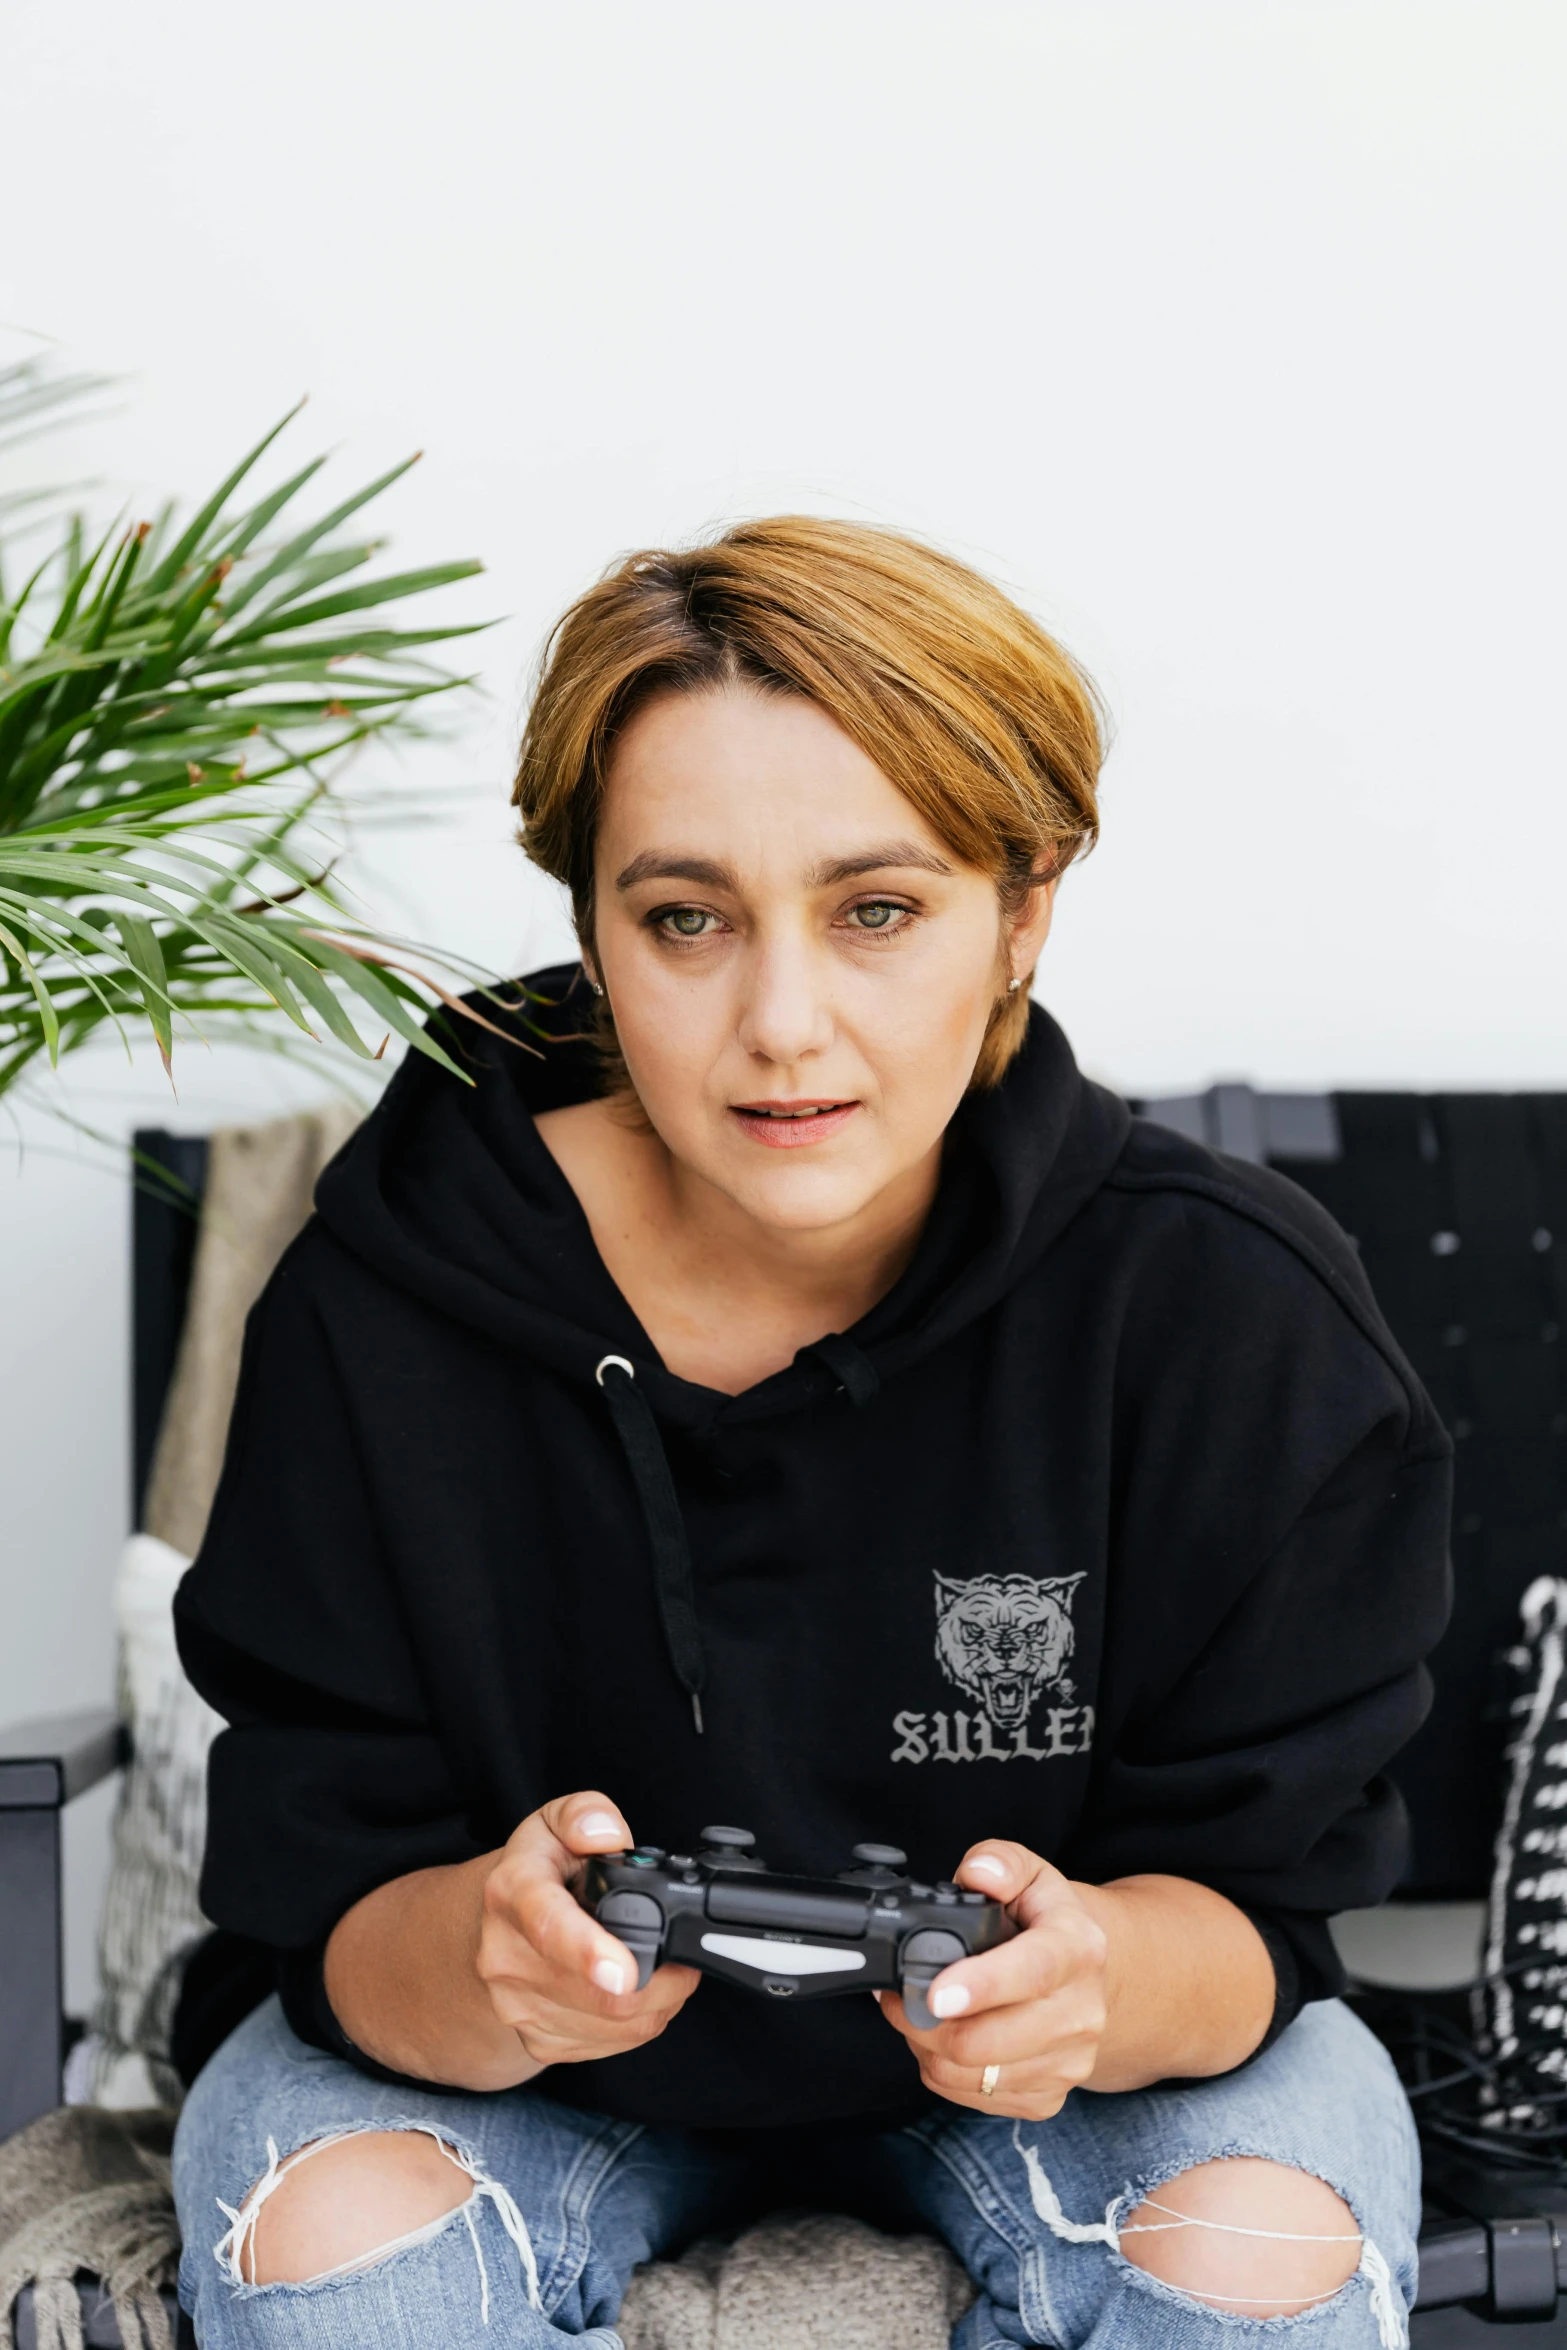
[590,981,605,997]
[1007,977,1023,994]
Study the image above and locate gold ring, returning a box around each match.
[980,2063,1001,2097]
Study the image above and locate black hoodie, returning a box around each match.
[175,971,1452,2131]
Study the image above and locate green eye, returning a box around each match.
[662,908,713,937]
[851,902,900,929]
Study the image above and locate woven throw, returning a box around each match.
[618,2212,973,2350]
[0,2109,178,2350]
[141,1103,361,1561]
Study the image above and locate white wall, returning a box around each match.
[2,0,1564,2004]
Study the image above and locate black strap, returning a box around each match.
[596,1358,707,1733]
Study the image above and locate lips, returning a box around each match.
[729,1100,861,1149]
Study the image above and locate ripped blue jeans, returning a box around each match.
[173,1996,1419,2349]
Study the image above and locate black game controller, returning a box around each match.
[579,1826,1018,2029]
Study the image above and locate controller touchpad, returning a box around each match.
[707,1881,869,1937]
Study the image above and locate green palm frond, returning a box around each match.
[0,379,505,1097]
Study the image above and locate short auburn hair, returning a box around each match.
[512,517,1104,1089]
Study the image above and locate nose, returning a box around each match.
[735,929,836,1070]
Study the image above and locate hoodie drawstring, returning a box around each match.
[802,1332,881,1405]
[596,1356,708,1734]
[593,1338,880,1734]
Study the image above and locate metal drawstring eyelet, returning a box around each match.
[595,1354,635,1386]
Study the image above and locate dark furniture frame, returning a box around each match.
[0,1713,125,2145]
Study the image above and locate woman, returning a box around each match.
[172,519,1450,2349]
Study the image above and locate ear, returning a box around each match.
[1040,1573,1085,1602]
[1007,872,1058,991]
[933,1573,966,1612]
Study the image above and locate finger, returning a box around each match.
[936,1983,1107,2072]
[923,1900,1105,2024]
[877,1978,1100,2065]
[954,1839,1052,1906]
[502,1870,648,2002]
[918,2070,1075,2122]
[488,1959,701,2043]
[916,2042,1098,2120]
[502,1793,629,1889]
[539,1789,633,1860]
[490,1795,636,1993]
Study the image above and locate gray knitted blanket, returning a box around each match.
[618,2211,974,2349]
[0,2108,971,2350]
[0,2110,179,2350]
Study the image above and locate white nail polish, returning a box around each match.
[930,1981,971,2018]
[579,1813,622,1840]
[591,1958,628,1995]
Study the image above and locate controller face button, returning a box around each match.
[934,1885,959,1905]
[668,1854,694,1869]
[960,1890,987,1906]
[631,1845,666,1859]
[909,1882,933,1899]
[625,1854,659,1869]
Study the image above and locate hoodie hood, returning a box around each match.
[314,963,1133,1431]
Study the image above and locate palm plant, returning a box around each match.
[0,360,500,1102]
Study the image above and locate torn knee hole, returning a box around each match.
[1014,2126,1407,2347]
[214,2125,545,2322]
[221,2128,473,2287]
[1119,2157,1362,2319]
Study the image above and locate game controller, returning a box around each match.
[579,1825,1018,2029]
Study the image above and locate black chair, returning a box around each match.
[1133,1086,1567,2341]
[7,1100,1567,2342]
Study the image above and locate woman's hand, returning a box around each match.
[877,1840,1109,2120]
[476,1790,700,2068]
[878,1850,1279,2113]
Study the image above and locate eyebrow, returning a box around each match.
[614,852,738,892]
[807,842,954,887]
[613,840,954,892]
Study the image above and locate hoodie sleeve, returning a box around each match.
[1060,1168,1454,2015]
[175,1238,485,1958]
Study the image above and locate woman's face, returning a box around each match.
[590,685,1055,1235]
